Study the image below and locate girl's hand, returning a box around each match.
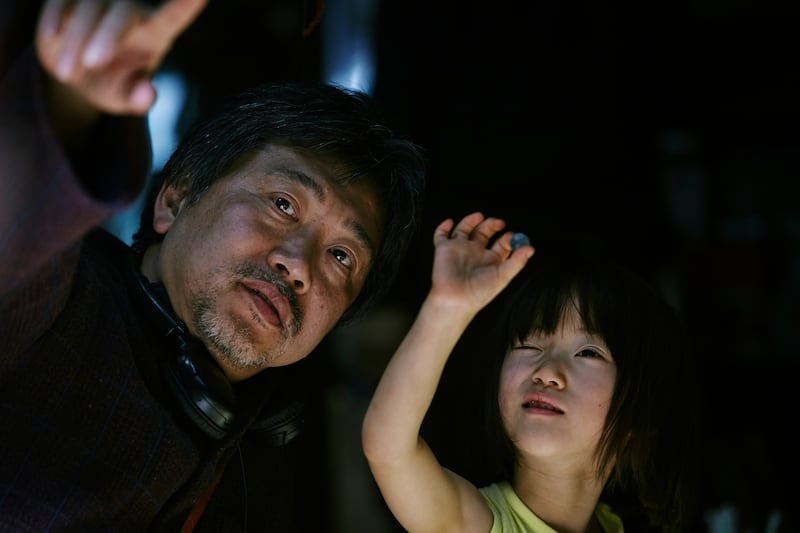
[430,211,534,311]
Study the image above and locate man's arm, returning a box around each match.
[35,0,208,143]
[0,0,207,296]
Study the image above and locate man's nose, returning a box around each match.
[267,237,314,294]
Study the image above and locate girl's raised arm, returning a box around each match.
[362,212,533,533]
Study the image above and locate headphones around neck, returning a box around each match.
[129,256,305,444]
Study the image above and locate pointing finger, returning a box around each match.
[54,0,103,79]
[149,0,208,42]
[38,0,70,38]
[83,1,139,67]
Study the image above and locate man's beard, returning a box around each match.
[191,264,301,370]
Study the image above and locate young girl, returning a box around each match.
[362,212,698,533]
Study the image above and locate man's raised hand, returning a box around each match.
[36,0,208,116]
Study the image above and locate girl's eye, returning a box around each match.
[510,344,541,353]
[274,197,296,217]
[330,248,352,268]
[576,348,603,359]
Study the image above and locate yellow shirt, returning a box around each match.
[478,482,624,532]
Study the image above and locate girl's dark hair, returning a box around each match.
[133,81,426,325]
[469,245,699,533]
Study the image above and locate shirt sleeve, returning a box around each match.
[0,46,152,298]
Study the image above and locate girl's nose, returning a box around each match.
[530,357,565,389]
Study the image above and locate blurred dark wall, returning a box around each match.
[371,2,800,532]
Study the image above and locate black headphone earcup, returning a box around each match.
[162,347,237,440]
[247,397,306,447]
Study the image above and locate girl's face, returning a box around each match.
[498,304,617,471]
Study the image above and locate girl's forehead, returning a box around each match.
[525,302,602,339]
[557,302,583,326]
[545,298,586,333]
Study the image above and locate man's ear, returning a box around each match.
[153,183,189,234]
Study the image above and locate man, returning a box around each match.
[0,0,426,530]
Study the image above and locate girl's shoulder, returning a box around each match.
[479,482,626,533]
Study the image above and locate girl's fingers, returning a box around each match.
[449,212,484,239]
[433,218,455,246]
[490,231,534,259]
[469,216,506,242]
[452,213,506,248]
[437,213,514,249]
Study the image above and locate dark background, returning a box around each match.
[170,1,800,532]
[10,0,798,531]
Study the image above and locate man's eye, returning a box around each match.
[274,197,295,216]
[576,348,602,359]
[330,248,352,267]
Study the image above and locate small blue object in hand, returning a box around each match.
[510,232,530,251]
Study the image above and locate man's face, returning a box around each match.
[147,145,385,382]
